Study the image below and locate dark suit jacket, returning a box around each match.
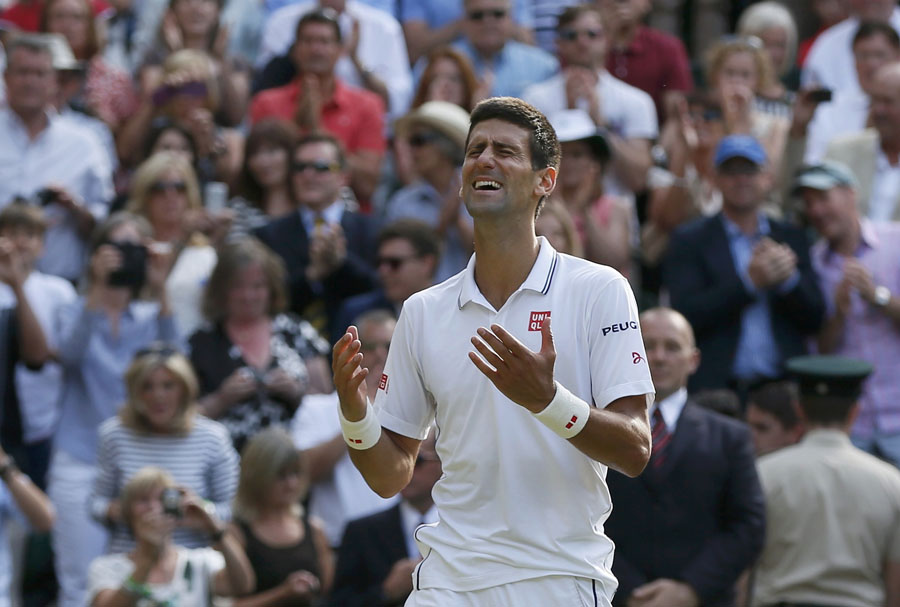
[331,288,396,345]
[662,213,825,392]
[605,402,766,607]
[253,208,378,336]
[328,503,410,607]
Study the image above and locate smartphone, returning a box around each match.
[204,181,228,214]
[808,88,832,103]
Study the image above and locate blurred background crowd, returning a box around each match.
[0,0,899,604]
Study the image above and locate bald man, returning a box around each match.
[825,61,900,220]
[605,308,766,607]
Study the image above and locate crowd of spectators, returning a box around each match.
[0,0,899,605]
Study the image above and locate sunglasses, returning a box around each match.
[377,255,417,270]
[293,161,341,174]
[468,9,506,21]
[150,81,208,107]
[135,342,179,359]
[149,181,188,194]
[408,132,442,147]
[718,162,761,176]
[558,28,603,42]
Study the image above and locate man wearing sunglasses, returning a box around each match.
[522,4,657,197]
[334,97,654,606]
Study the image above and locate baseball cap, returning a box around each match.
[792,161,858,194]
[713,135,767,168]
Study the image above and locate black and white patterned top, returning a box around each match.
[189,314,328,453]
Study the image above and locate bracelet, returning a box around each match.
[533,382,591,439]
[338,404,382,450]
[123,576,152,598]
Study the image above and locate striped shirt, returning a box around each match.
[90,416,240,553]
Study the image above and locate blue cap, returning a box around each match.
[714,135,767,168]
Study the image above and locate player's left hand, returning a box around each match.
[468,317,556,414]
[628,578,699,607]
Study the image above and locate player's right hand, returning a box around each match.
[332,326,369,420]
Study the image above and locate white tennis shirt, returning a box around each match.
[373,237,655,596]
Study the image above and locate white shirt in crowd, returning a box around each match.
[292,392,398,547]
[256,0,413,119]
[0,108,113,282]
[374,238,654,598]
[804,89,870,164]
[522,70,658,197]
[869,149,900,221]
[802,9,900,95]
[0,272,77,444]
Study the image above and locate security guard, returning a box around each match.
[751,355,900,607]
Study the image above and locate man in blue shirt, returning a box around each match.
[662,135,825,397]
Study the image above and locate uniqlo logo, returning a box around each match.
[379,373,388,391]
[529,311,550,331]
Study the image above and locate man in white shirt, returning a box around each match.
[0,35,113,283]
[802,0,900,95]
[333,96,655,606]
[255,0,412,119]
[522,4,657,196]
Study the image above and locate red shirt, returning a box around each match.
[606,26,693,123]
[0,0,108,32]
[249,78,386,154]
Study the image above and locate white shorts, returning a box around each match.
[404,576,611,607]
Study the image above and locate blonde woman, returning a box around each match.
[230,427,333,607]
[128,151,219,336]
[89,345,239,554]
[88,467,254,606]
[737,2,800,96]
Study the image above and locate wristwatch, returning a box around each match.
[874,285,892,307]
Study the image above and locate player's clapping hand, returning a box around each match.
[469,318,557,414]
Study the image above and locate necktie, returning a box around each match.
[651,408,671,468]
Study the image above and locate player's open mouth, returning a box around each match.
[474,180,502,191]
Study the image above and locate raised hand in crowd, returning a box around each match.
[719,82,754,135]
[306,222,348,282]
[296,74,323,133]
[564,66,602,126]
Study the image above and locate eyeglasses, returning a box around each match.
[408,132,442,147]
[135,342,179,359]
[558,28,603,42]
[468,9,506,21]
[292,161,341,174]
[377,255,418,270]
[149,181,188,194]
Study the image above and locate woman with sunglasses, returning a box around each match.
[127,151,219,337]
[48,212,181,607]
[89,346,239,554]
[229,427,333,607]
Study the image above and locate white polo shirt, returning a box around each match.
[373,237,654,596]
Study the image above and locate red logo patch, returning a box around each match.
[529,310,551,331]
[565,415,578,429]
[378,373,388,391]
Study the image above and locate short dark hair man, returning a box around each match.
[752,355,900,606]
[606,307,765,607]
[333,97,654,604]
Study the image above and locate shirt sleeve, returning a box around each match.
[587,275,655,409]
[89,424,120,523]
[621,89,658,140]
[372,297,434,439]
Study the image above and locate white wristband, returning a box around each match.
[533,382,591,439]
[339,405,382,450]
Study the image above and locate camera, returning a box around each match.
[107,241,148,289]
[808,88,832,103]
[160,488,182,518]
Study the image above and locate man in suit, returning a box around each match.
[330,433,441,607]
[825,61,900,221]
[663,135,825,395]
[254,132,378,337]
[605,307,766,607]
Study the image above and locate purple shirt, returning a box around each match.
[811,219,900,438]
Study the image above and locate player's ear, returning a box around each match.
[534,166,557,200]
